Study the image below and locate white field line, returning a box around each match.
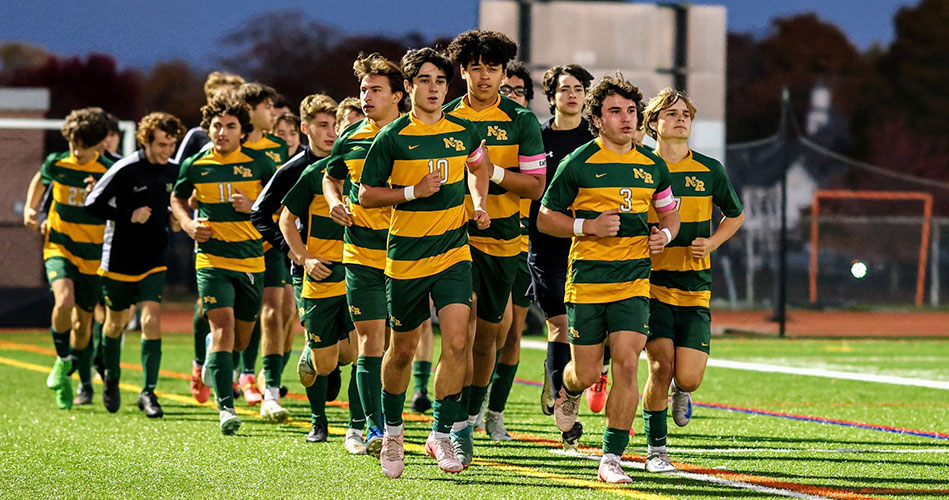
[519,340,949,390]
[550,449,834,500]
[669,447,949,454]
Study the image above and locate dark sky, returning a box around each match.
[0,0,919,69]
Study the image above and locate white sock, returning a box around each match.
[450,420,467,433]
[385,423,403,436]
[648,445,668,456]
[467,414,479,426]
[264,386,279,401]
[601,452,621,463]
[430,430,449,440]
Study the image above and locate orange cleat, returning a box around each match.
[585,373,608,413]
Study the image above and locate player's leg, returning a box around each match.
[410,318,434,413]
[300,295,344,439]
[345,264,388,448]
[528,257,570,416]
[251,249,286,406]
[100,302,131,414]
[486,295,528,441]
[278,283,297,395]
[45,259,76,408]
[191,298,210,402]
[198,269,243,434]
[136,297,163,418]
[69,273,99,405]
[669,306,711,428]
[342,329,367,454]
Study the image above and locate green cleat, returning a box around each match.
[55,377,73,410]
[46,358,72,390]
[450,425,474,468]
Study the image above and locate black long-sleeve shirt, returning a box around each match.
[84,150,177,276]
[173,127,210,166]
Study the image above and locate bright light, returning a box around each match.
[850,261,868,279]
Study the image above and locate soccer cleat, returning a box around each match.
[380,432,405,479]
[103,377,120,413]
[484,410,512,441]
[55,379,73,410]
[305,422,328,443]
[327,365,342,402]
[585,372,608,413]
[597,454,632,484]
[46,357,72,390]
[190,362,209,403]
[219,408,241,435]
[541,363,555,416]
[425,435,464,473]
[365,426,384,458]
[344,428,367,455]
[671,383,693,427]
[297,345,316,388]
[239,373,263,406]
[137,391,164,418]
[562,421,583,451]
[279,385,288,398]
[553,387,581,432]
[232,381,242,400]
[450,425,474,468]
[411,390,432,413]
[260,398,290,423]
[645,452,677,473]
[73,387,93,406]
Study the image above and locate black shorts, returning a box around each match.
[527,251,567,319]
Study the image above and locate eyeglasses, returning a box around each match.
[500,85,527,97]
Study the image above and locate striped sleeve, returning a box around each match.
[652,160,676,212]
[360,129,394,189]
[516,111,547,175]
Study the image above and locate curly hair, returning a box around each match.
[352,52,408,113]
[299,93,338,123]
[200,93,253,136]
[504,61,534,102]
[237,82,278,108]
[135,112,186,146]
[335,97,363,125]
[203,71,244,99]
[446,29,517,67]
[542,64,594,113]
[583,73,643,136]
[641,87,697,139]
[401,47,454,83]
[61,107,110,148]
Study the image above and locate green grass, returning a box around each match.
[1,331,948,499]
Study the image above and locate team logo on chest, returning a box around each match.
[265,151,282,164]
[233,166,253,178]
[685,176,705,192]
[443,137,466,151]
[486,126,508,141]
[633,168,653,184]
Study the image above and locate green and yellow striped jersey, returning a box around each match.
[173,147,275,273]
[444,95,546,258]
[648,149,742,308]
[282,157,345,299]
[542,138,673,304]
[39,151,114,275]
[325,118,391,270]
[519,197,530,253]
[360,112,483,280]
[243,133,289,168]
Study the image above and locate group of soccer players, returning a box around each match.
[22,28,744,484]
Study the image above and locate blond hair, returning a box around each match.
[299,94,338,123]
[203,71,245,99]
[642,87,697,139]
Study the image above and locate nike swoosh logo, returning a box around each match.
[133,186,147,192]
[409,145,420,150]
[201,171,210,176]
[701,343,709,347]
[595,173,607,178]
[351,146,363,151]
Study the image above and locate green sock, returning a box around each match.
[103,335,122,380]
[262,353,283,389]
[91,320,104,368]
[282,350,292,371]
[487,362,518,413]
[50,328,70,359]
[192,302,208,365]
[72,343,93,391]
[141,339,162,393]
[305,375,328,425]
[433,396,461,434]
[467,384,489,417]
[643,408,668,447]
[347,365,365,430]
[602,427,630,456]
[412,360,432,395]
[456,385,471,423]
[356,356,383,429]
[207,351,235,410]
[382,390,406,427]
[241,321,261,375]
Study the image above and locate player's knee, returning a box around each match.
[675,371,704,392]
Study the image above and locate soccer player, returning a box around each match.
[640,88,743,472]
[250,93,339,425]
[235,82,289,406]
[322,53,408,456]
[101,112,124,162]
[529,64,595,444]
[274,113,303,158]
[23,107,113,410]
[170,93,275,435]
[359,47,491,478]
[499,61,533,107]
[444,29,547,463]
[538,75,680,484]
[84,112,186,417]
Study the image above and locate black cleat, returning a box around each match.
[562,421,583,451]
[305,422,328,443]
[103,377,120,413]
[73,387,93,406]
[326,366,342,402]
[411,390,432,413]
[279,385,288,398]
[137,391,164,418]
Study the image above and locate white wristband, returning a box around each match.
[403,185,416,201]
[660,227,672,244]
[490,165,505,183]
[573,218,586,237]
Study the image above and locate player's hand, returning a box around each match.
[83,175,96,193]
[187,191,199,210]
[649,226,670,254]
[476,139,491,166]
[185,217,213,243]
[689,237,714,259]
[40,219,49,236]
[230,187,252,213]
[304,256,332,281]
[23,207,38,230]
[414,172,442,198]
[473,208,491,230]
[587,209,620,237]
[131,206,152,224]
[329,201,354,227]
[169,216,182,232]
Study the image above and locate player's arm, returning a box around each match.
[648,183,681,254]
[322,156,353,226]
[171,160,212,242]
[489,114,547,199]
[537,157,618,238]
[358,131,441,209]
[23,170,46,229]
[465,140,492,229]
[85,167,136,222]
[691,164,744,258]
[250,168,291,251]
[278,207,332,281]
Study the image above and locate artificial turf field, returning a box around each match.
[1,330,947,499]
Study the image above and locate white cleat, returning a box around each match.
[485,410,512,441]
[597,454,632,484]
[553,387,581,433]
[645,452,677,473]
[670,383,693,427]
[425,435,463,473]
[380,432,405,479]
[260,398,290,423]
[219,408,241,435]
[344,428,367,455]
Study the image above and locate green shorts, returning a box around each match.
[303,294,354,349]
[386,261,472,332]
[647,299,711,354]
[196,268,264,323]
[566,296,649,346]
[511,252,532,308]
[291,275,305,324]
[471,247,518,323]
[45,257,100,312]
[345,263,388,322]
[263,248,289,288]
[101,271,165,311]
